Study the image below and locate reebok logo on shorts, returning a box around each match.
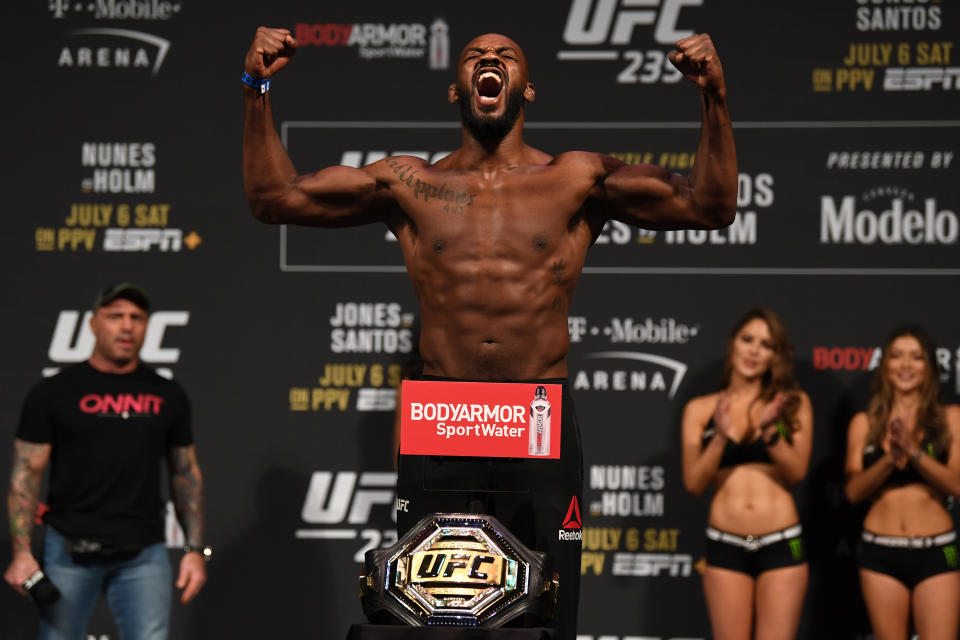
[558,496,583,541]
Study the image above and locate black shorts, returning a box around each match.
[396,377,583,640]
[704,525,806,578]
[859,530,960,589]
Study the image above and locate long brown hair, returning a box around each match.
[722,308,801,429]
[866,326,949,453]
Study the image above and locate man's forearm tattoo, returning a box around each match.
[169,446,204,547]
[387,159,475,208]
[8,443,44,554]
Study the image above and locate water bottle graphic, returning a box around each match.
[528,386,551,456]
[429,19,449,70]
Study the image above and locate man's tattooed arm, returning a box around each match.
[7,439,51,556]
[167,445,204,548]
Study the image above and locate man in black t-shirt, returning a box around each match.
[3,283,209,640]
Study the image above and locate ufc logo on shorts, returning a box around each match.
[562,0,702,46]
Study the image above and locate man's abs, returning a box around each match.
[417,307,570,380]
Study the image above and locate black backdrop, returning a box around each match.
[2,1,958,638]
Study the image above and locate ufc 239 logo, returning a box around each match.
[563,0,702,45]
[559,0,703,85]
[299,471,398,562]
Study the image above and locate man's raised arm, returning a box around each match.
[595,33,738,231]
[242,27,388,227]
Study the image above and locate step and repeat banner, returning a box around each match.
[1,1,958,638]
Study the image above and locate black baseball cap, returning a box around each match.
[93,282,151,312]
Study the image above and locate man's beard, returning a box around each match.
[457,83,525,142]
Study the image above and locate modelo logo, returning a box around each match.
[820,196,958,244]
[45,310,188,377]
[562,0,702,45]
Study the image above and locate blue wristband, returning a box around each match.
[241,71,271,94]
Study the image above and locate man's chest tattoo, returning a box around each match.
[387,159,475,212]
[552,260,566,284]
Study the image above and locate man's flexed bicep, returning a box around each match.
[593,33,738,231]
[247,163,393,227]
[597,160,712,230]
[592,144,737,230]
[242,26,393,228]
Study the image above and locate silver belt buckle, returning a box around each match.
[744,534,760,552]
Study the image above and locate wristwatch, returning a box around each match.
[182,544,213,562]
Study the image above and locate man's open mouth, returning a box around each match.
[475,69,504,105]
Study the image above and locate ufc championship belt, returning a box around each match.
[360,513,559,627]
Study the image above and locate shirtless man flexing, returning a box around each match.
[243,28,737,637]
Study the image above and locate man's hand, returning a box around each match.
[175,552,207,604]
[669,33,725,97]
[245,26,298,79]
[4,552,40,596]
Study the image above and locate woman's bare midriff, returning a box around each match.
[863,483,953,536]
[709,463,800,535]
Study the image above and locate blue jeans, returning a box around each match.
[38,527,172,640]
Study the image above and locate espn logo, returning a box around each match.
[611,552,692,577]
[104,228,182,252]
[884,67,960,91]
[356,388,397,412]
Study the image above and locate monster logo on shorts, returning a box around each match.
[788,537,804,562]
[945,544,959,569]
